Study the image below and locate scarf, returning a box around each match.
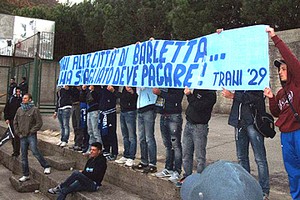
[21,102,34,111]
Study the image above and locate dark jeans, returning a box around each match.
[20,134,50,176]
[57,171,98,200]
[101,112,118,156]
[72,104,83,147]
[9,121,20,155]
[120,110,137,159]
[160,113,183,173]
[235,125,270,195]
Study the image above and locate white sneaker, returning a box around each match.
[60,142,67,147]
[44,167,51,174]
[155,169,174,178]
[115,156,128,164]
[168,171,181,183]
[56,141,62,146]
[19,175,30,182]
[125,159,134,167]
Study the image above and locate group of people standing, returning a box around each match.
[51,26,300,200]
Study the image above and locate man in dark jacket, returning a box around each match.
[8,78,17,98]
[223,89,270,199]
[48,142,107,200]
[113,86,138,167]
[4,87,22,156]
[177,88,216,187]
[100,85,118,161]
[153,88,184,183]
[18,77,28,96]
[53,85,72,147]
[70,86,83,151]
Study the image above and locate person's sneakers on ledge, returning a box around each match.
[115,156,127,164]
[48,185,61,194]
[19,175,30,182]
[11,153,20,157]
[106,155,117,161]
[168,171,181,183]
[44,167,51,174]
[133,162,148,170]
[155,169,174,178]
[60,141,67,147]
[125,158,134,167]
[142,165,157,174]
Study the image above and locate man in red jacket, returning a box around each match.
[264,26,300,200]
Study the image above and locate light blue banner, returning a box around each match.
[58,25,270,90]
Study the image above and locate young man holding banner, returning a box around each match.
[222,89,270,200]
[264,27,300,200]
[153,88,184,183]
[135,87,158,173]
[177,87,216,187]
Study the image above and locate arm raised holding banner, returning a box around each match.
[264,26,300,200]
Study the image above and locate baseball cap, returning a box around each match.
[274,59,286,68]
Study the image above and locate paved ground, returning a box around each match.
[0,164,49,200]
[0,113,292,199]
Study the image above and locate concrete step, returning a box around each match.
[9,175,40,193]
[44,155,75,171]
[0,126,180,200]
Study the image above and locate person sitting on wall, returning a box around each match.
[48,142,107,200]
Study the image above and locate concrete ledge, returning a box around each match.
[0,126,179,200]
[45,155,75,171]
[37,140,180,200]
[9,175,40,193]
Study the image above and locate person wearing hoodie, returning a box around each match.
[264,26,300,200]
[14,93,51,182]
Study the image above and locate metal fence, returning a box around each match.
[0,32,54,60]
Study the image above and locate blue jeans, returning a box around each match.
[87,110,102,147]
[182,121,208,177]
[138,109,157,166]
[58,108,71,143]
[21,134,50,176]
[160,113,183,173]
[235,125,270,195]
[120,111,137,159]
[57,171,98,200]
[281,129,300,200]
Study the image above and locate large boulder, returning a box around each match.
[181,160,263,200]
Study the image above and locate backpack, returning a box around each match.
[252,107,276,138]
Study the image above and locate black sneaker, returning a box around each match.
[142,165,157,174]
[133,162,148,170]
[48,185,61,194]
[106,155,117,161]
[12,153,20,157]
